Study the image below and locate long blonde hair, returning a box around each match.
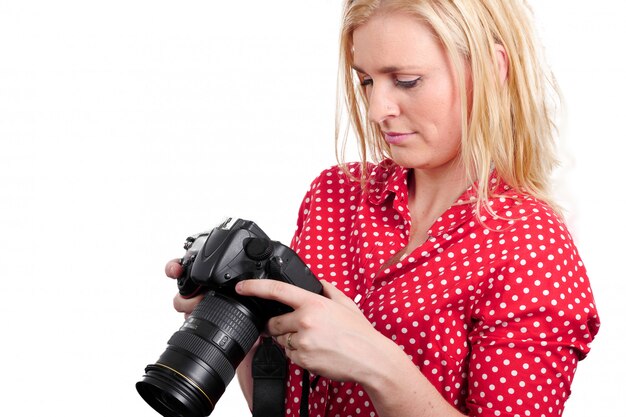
[336,0,561,212]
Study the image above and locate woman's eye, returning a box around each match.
[395,78,421,89]
[358,76,420,89]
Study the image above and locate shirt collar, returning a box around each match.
[427,172,512,238]
[366,160,512,238]
[366,159,409,206]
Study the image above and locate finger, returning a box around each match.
[235,279,319,310]
[266,310,298,337]
[276,332,298,351]
[173,293,202,315]
[320,280,361,312]
[165,259,184,278]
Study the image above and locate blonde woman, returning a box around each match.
[167,1,600,416]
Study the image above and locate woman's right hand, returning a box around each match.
[165,258,203,319]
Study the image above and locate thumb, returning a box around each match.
[320,280,361,312]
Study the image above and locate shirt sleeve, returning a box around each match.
[465,203,600,417]
[289,168,321,251]
[289,163,364,252]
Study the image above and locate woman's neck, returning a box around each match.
[405,162,470,246]
[409,161,469,215]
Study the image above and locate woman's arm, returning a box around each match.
[235,338,259,411]
[235,279,466,417]
[351,325,465,417]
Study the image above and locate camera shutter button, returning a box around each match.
[244,238,274,261]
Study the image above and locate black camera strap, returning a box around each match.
[252,337,287,417]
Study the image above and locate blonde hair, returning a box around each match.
[336,0,561,212]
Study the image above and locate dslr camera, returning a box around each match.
[136,218,322,417]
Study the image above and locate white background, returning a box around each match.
[0,1,624,416]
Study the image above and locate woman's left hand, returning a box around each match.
[235,278,389,382]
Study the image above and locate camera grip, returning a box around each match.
[269,247,323,296]
[178,259,204,298]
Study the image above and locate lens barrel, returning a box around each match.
[137,291,263,417]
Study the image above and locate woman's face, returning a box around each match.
[352,12,467,174]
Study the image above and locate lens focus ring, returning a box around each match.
[191,293,260,352]
[168,331,235,383]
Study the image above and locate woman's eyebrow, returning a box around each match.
[351,64,422,74]
[351,64,366,74]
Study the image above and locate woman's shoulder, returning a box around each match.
[486,185,569,235]
[479,184,587,279]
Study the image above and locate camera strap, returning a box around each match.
[252,337,287,417]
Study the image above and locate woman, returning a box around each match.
[167,1,600,416]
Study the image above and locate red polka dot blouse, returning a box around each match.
[284,160,600,417]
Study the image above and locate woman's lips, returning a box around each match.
[383,131,414,145]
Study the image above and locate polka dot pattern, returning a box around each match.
[285,160,600,417]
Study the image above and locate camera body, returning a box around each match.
[178,217,321,318]
[137,218,322,417]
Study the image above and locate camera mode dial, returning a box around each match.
[244,238,274,261]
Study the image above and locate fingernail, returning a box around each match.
[235,281,244,293]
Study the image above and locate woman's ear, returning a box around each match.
[495,43,509,85]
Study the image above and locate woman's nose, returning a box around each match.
[367,85,399,124]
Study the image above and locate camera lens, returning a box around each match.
[137,291,263,417]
